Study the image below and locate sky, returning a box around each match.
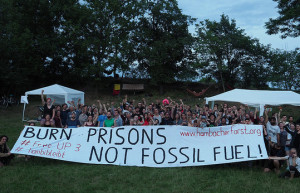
[177,0,299,51]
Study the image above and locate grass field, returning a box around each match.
[1,94,300,193]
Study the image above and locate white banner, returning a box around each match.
[11,125,268,167]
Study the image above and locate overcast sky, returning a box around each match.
[177,0,299,51]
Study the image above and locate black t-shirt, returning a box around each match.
[43,104,55,118]
[161,118,174,125]
[61,110,69,123]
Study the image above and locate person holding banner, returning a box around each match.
[269,148,300,179]
[0,135,14,167]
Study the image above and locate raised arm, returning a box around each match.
[97,100,102,110]
[278,107,282,121]
[124,95,128,103]
[103,104,107,113]
[215,111,222,124]
[179,99,184,106]
[41,90,45,105]
[254,108,258,120]
[111,101,115,112]
[264,107,269,124]
[68,101,76,109]
[171,106,175,119]
[50,99,56,106]
[77,98,81,109]
[284,125,293,134]
[244,104,250,114]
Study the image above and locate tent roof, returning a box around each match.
[25,84,84,95]
[205,89,300,106]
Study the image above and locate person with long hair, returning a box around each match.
[0,135,14,167]
[84,115,96,127]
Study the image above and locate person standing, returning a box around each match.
[264,108,281,173]
[40,90,55,126]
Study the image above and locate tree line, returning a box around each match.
[0,0,299,94]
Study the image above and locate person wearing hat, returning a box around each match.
[0,135,14,167]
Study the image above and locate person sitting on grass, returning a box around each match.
[65,111,80,128]
[0,135,14,167]
[269,148,300,179]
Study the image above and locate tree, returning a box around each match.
[0,0,92,91]
[268,49,300,90]
[84,0,145,79]
[265,0,300,38]
[134,0,197,93]
[195,14,270,91]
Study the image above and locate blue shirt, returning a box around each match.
[98,115,107,127]
[66,119,80,128]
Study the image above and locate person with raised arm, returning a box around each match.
[97,100,107,127]
[40,90,55,126]
[264,107,280,148]
[264,107,282,174]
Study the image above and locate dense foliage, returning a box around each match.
[0,0,299,94]
[265,0,300,38]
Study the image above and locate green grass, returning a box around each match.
[1,103,300,193]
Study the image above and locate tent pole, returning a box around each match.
[259,104,265,117]
[211,101,214,109]
[22,103,26,121]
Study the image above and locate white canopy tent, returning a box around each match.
[22,84,84,121]
[205,89,300,116]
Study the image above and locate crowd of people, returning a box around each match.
[1,90,300,180]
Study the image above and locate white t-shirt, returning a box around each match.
[266,121,280,143]
[153,115,162,124]
[285,156,300,172]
